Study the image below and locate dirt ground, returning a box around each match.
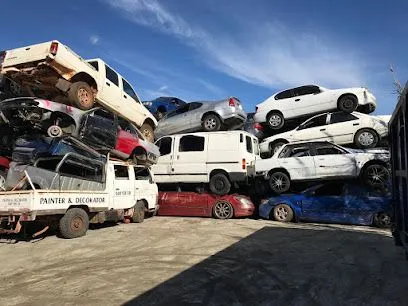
[0,217,407,306]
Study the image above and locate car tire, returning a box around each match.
[59,208,89,239]
[266,112,284,130]
[47,125,63,138]
[269,171,290,194]
[68,81,94,110]
[140,123,155,143]
[270,141,287,155]
[354,129,378,149]
[373,212,391,228]
[0,169,6,191]
[132,201,145,223]
[209,173,231,195]
[202,114,221,132]
[213,200,234,219]
[273,204,294,222]
[362,164,389,188]
[338,95,358,113]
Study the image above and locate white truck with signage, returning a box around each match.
[0,40,157,141]
[0,157,158,239]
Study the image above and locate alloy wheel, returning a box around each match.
[270,174,289,192]
[275,206,289,221]
[366,165,389,187]
[214,201,232,219]
[269,115,282,127]
[205,118,217,130]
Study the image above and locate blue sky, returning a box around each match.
[2,0,407,114]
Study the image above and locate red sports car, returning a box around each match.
[157,192,255,219]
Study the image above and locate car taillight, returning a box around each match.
[254,123,263,131]
[0,51,6,64]
[242,158,246,170]
[50,42,59,56]
[229,98,235,107]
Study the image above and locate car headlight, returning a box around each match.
[234,196,253,208]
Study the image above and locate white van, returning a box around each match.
[151,131,260,195]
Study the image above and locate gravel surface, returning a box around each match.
[0,217,407,306]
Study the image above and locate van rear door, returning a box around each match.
[242,133,259,176]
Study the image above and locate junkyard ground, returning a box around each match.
[0,217,407,306]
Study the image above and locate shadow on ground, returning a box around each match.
[124,226,408,306]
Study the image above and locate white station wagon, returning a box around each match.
[254,141,389,194]
[260,111,389,156]
[254,85,377,130]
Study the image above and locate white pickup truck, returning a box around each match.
[0,156,158,239]
[0,40,157,141]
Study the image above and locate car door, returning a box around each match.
[273,89,297,118]
[186,102,204,131]
[176,192,208,216]
[151,136,174,183]
[300,182,346,223]
[121,78,145,126]
[157,192,177,216]
[324,112,361,145]
[312,143,357,178]
[292,85,322,116]
[158,104,191,134]
[292,114,330,142]
[133,166,157,211]
[113,164,134,209]
[172,134,208,183]
[101,64,122,109]
[79,109,118,149]
[277,144,317,180]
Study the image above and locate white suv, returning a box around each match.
[254,85,376,130]
[254,141,389,194]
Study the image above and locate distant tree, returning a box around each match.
[390,64,403,98]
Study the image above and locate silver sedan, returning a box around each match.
[154,97,247,138]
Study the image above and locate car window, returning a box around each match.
[179,135,205,152]
[114,165,129,179]
[288,146,311,158]
[118,117,138,135]
[246,136,253,153]
[134,167,151,180]
[155,137,172,156]
[294,85,321,96]
[297,114,327,130]
[315,144,345,155]
[189,102,203,111]
[105,65,119,86]
[253,138,260,155]
[35,157,63,171]
[93,109,115,121]
[313,183,344,196]
[174,104,190,116]
[275,89,294,100]
[122,78,140,103]
[59,157,103,182]
[278,144,311,158]
[88,61,99,71]
[330,112,358,124]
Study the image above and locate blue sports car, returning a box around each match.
[142,97,186,120]
[259,182,392,228]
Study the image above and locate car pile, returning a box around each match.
[0,40,394,239]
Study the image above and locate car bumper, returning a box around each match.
[258,203,272,219]
[234,206,255,217]
[222,113,247,129]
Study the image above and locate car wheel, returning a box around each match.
[59,208,89,239]
[68,81,94,110]
[47,125,63,138]
[338,95,358,113]
[209,173,231,195]
[373,212,391,228]
[354,129,378,149]
[213,200,234,219]
[273,204,294,222]
[266,112,284,130]
[140,123,155,142]
[269,171,290,194]
[0,170,6,191]
[270,141,287,155]
[132,201,145,223]
[362,164,390,188]
[202,114,221,132]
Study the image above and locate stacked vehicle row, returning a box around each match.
[0,39,394,239]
